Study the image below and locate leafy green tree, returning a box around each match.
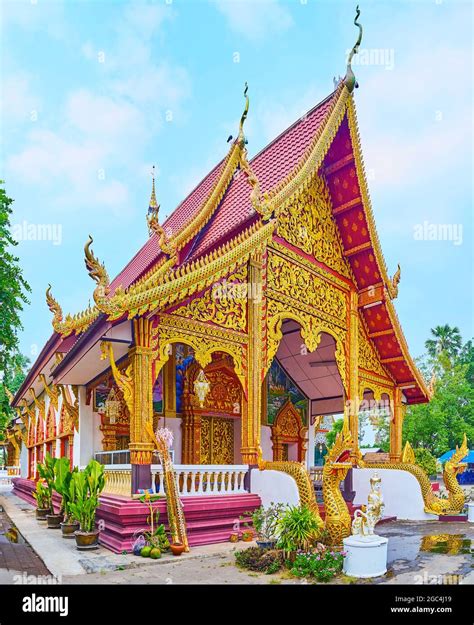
[326,418,343,449]
[459,339,474,387]
[414,448,438,478]
[0,183,30,430]
[425,324,462,361]
[403,359,474,457]
[0,353,29,432]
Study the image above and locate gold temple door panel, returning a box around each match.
[200,416,234,464]
[182,356,241,464]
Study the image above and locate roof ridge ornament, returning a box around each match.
[344,5,363,93]
[388,263,401,299]
[147,165,160,236]
[238,81,249,145]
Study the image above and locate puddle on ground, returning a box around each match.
[386,533,473,564]
[420,534,472,555]
[0,525,26,544]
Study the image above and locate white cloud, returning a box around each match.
[0,73,41,125]
[214,0,293,41]
[5,1,191,220]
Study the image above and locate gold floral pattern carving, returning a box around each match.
[358,323,390,378]
[155,314,247,391]
[170,265,248,332]
[267,251,346,322]
[266,297,347,392]
[276,175,351,278]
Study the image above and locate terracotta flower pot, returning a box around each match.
[46,514,63,529]
[36,507,52,521]
[60,521,80,538]
[229,533,239,543]
[74,529,100,550]
[170,542,185,556]
[242,531,254,542]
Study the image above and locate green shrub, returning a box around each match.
[414,448,438,477]
[276,505,322,554]
[290,549,344,582]
[235,547,284,574]
[250,502,285,542]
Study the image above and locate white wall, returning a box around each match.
[20,443,28,478]
[250,468,300,508]
[353,468,437,521]
[74,386,95,467]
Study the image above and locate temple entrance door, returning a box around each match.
[271,400,307,462]
[200,416,234,464]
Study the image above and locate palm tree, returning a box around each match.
[425,325,462,360]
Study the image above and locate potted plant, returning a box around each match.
[251,503,285,549]
[33,480,51,520]
[37,453,60,529]
[136,492,170,557]
[52,457,79,538]
[276,505,322,560]
[69,459,105,549]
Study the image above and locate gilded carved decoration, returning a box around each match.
[154,314,247,392]
[60,385,79,433]
[45,405,56,440]
[200,416,234,464]
[267,251,347,323]
[266,297,347,392]
[358,376,394,404]
[276,175,352,279]
[271,400,308,462]
[39,375,59,411]
[188,363,242,415]
[358,323,391,379]
[170,264,248,332]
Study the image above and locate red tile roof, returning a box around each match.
[109,157,227,292]
[109,89,339,290]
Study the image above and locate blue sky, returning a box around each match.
[1,0,472,365]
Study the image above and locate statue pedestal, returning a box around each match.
[468,503,474,522]
[342,535,388,578]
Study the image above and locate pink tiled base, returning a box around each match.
[96,493,261,553]
[438,514,468,522]
[13,478,261,553]
[12,477,61,513]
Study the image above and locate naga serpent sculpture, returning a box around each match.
[257,421,354,545]
[366,435,469,515]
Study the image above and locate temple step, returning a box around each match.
[97,492,261,553]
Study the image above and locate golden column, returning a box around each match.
[128,318,155,466]
[347,289,359,455]
[389,386,405,463]
[241,252,264,465]
[107,317,155,492]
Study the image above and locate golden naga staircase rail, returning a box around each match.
[365,437,468,515]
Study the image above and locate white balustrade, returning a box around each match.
[151,464,249,497]
[0,466,20,485]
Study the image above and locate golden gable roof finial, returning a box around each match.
[46,284,64,332]
[147,165,160,236]
[344,5,363,93]
[238,82,249,145]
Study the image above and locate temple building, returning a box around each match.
[7,22,431,550]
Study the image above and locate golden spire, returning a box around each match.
[148,165,160,236]
[149,165,159,211]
